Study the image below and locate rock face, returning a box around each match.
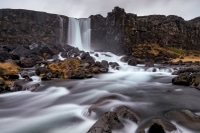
[90,7,200,56]
[0,9,68,46]
[0,7,200,58]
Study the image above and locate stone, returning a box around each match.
[20,57,36,68]
[0,51,11,62]
[172,72,190,86]
[136,118,177,133]
[87,112,124,133]
[128,58,137,66]
[165,110,200,131]
[109,62,120,70]
[11,46,32,59]
[114,105,140,123]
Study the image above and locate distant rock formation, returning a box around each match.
[0,7,200,57]
[0,9,68,46]
[90,7,200,55]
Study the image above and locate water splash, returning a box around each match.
[67,17,91,51]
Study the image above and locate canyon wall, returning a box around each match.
[0,7,200,56]
[90,7,200,55]
[0,9,68,46]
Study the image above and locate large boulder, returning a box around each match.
[87,112,124,133]
[172,72,190,86]
[165,110,200,131]
[114,105,140,123]
[136,117,177,133]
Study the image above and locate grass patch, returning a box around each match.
[168,47,184,55]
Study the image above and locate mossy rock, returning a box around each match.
[0,62,20,75]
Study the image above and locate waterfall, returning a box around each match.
[67,17,91,51]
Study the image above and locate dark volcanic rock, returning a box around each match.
[136,118,177,133]
[128,58,137,66]
[172,67,200,88]
[1,8,200,62]
[165,110,200,131]
[11,46,32,59]
[115,105,140,123]
[172,72,190,86]
[87,112,124,133]
[0,51,11,62]
[20,57,36,68]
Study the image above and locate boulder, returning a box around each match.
[172,72,190,86]
[128,58,137,66]
[114,105,140,123]
[165,110,200,131]
[109,62,120,70]
[20,57,36,68]
[11,46,32,59]
[0,51,11,62]
[136,118,177,133]
[87,112,124,133]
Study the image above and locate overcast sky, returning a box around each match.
[0,0,199,20]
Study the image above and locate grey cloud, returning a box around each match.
[0,0,199,20]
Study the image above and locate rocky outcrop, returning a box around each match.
[0,9,68,46]
[0,7,200,61]
[165,109,200,131]
[172,66,200,89]
[90,7,200,58]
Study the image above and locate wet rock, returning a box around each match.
[20,57,36,68]
[128,58,137,66]
[172,66,200,75]
[20,71,32,81]
[148,123,165,133]
[24,83,40,91]
[11,46,32,59]
[29,43,39,50]
[36,67,50,76]
[84,95,128,118]
[36,67,52,80]
[80,52,95,64]
[114,105,140,123]
[109,62,120,70]
[11,81,23,91]
[5,74,19,80]
[120,56,129,62]
[87,112,124,133]
[165,110,200,131]
[40,45,59,59]
[0,51,11,62]
[136,118,177,133]
[189,73,200,87]
[145,62,154,67]
[46,58,100,79]
[172,72,190,86]
[101,60,109,70]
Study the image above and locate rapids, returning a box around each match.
[0,52,200,133]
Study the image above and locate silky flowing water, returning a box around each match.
[0,52,200,133]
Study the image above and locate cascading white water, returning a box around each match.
[67,17,91,51]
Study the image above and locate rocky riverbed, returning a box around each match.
[1,6,200,133]
[1,44,200,133]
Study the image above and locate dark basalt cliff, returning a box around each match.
[0,7,200,56]
[90,7,200,55]
[0,9,68,46]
